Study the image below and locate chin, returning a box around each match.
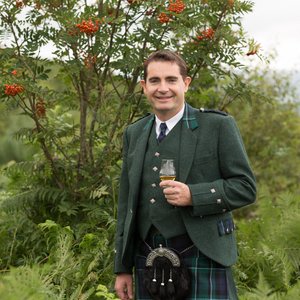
[155,105,172,113]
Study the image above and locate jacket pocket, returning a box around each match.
[217,218,236,236]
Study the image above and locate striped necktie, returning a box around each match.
[157,122,167,142]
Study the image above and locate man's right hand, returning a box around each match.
[114,273,133,300]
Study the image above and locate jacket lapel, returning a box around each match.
[178,104,199,183]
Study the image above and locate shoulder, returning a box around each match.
[126,112,153,133]
[199,107,228,116]
[194,107,231,124]
[130,112,152,125]
[193,106,236,131]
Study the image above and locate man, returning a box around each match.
[114,50,256,300]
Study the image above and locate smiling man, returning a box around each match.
[140,58,191,121]
[114,50,256,300]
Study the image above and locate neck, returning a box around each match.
[155,104,185,122]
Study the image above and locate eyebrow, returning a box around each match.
[148,76,179,81]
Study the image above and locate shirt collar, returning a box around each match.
[155,104,185,137]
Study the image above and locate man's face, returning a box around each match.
[140,61,191,121]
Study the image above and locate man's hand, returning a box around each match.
[160,180,192,206]
[114,273,133,300]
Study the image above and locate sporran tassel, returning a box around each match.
[150,267,158,295]
[159,269,166,298]
[167,269,175,296]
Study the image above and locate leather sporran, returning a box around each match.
[143,245,191,300]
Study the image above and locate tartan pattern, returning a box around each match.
[182,102,199,130]
[135,244,234,300]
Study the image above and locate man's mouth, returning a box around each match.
[155,95,174,100]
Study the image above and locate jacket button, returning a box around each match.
[153,166,158,172]
[155,152,160,157]
[217,199,222,204]
[151,183,157,188]
[150,198,156,204]
[210,188,216,193]
[222,208,227,212]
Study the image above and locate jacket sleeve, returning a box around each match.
[114,128,133,274]
[188,115,256,217]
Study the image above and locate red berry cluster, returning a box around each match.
[16,0,24,8]
[4,84,24,96]
[35,100,46,118]
[76,20,99,35]
[196,28,215,41]
[11,70,18,76]
[158,12,171,24]
[167,0,185,14]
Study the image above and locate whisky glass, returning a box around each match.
[159,159,176,181]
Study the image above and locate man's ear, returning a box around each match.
[140,79,146,89]
[184,76,192,91]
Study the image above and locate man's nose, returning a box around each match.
[157,81,169,92]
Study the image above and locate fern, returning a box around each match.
[0,266,57,300]
[237,192,300,298]
[239,272,277,300]
[1,187,69,216]
[259,244,294,292]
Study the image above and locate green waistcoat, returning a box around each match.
[137,121,186,240]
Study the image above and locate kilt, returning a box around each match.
[134,232,238,300]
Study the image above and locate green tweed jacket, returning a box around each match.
[114,103,256,274]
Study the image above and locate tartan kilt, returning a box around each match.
[134,236,238,300]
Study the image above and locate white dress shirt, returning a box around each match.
[155,104,185,139]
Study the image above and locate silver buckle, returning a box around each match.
[145,244,180,267]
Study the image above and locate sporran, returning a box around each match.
[143,244,191,300]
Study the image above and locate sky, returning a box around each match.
[242,0,300,71]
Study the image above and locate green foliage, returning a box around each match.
[235,192,300,298]
[95,285,119,300]
[0,218,115,299]
[229,68,300,195]
[0,266,57,300]
[0,0,299,299]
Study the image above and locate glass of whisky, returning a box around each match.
[159,159,176,181]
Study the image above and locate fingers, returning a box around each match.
[115,287,132,300]
[115,274,133,300]
[127,283,133,299]
[159,180,179,189]
[160,181,192,206]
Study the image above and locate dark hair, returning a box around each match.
[143,50,188,80]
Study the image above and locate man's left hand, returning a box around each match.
[159,180,192,206]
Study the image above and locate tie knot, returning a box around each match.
[158,123,167,143]
[160,122,167,131]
